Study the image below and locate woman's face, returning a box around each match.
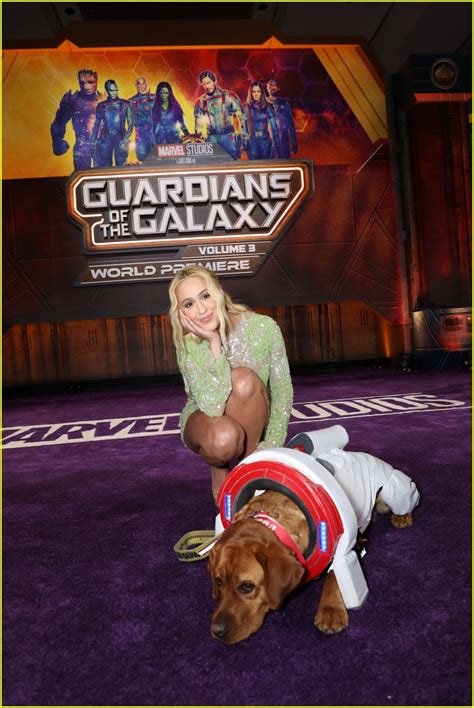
[160,86,169,101]
[176,276,219,331]
[107,82,119,99]
[251,85,262,101]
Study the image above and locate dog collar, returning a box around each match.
[252,512,307,569]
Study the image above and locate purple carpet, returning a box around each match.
[3,368,471,705]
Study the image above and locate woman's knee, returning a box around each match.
[201,417,245,463]
[231,367,264,401]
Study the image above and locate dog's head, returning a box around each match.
[207,521,305,643]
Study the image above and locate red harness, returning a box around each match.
[252,511,307,567]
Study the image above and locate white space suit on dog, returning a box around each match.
[286,424,420,533]
[217,425,420,609]
[317,448,420,533]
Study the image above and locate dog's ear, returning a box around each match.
[259,546,305,609]
[207,545,220,600]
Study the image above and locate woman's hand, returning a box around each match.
[179,310,222,358]
[179,310,222,347]
[179,310,216,340]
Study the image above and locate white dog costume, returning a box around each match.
[217,425,420,609]
[317,448,420,533]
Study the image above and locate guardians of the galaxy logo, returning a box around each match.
[68,159,313,285]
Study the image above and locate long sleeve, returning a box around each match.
[90,103,104,145]
[123,100,134,142]
[258,320,293,450]
[193,99,205,135]
[179,337,233,417]
[230,93,248,140]
[267,105,281,156]
[179,110,189,136]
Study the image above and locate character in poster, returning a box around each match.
[128,77,155,161]
[91,80,133,167]
[152,82,189,144]
[243,81,280,160]
[266,78,298,159]
[50,68,104,170]
[194,70,248,160]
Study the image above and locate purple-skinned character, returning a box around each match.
[266,78,297,159]
[129,77,155,161]
[91,80,133,167]
[50,68,104,170]
[244,81,280,160]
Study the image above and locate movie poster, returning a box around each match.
[3,39,386,180]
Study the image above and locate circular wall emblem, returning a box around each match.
[430,58,458,90]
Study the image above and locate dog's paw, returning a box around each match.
[315,605,349,634]
[391,512,413,528]
[375,498,391,515]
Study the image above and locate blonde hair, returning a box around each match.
[168,265,249,359]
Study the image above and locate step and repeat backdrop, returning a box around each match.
[3,37,403,383]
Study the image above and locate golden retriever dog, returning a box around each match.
[208,489,414,644]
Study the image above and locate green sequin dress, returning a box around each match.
[178,311,293,450]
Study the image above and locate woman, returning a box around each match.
[152,81,189,144]
[169,266,293,505]
[243,81,280,160]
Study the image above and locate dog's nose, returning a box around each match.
[211,618,230,641]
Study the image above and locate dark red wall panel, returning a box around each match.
[3,153,403,330]
[409,103,471,308]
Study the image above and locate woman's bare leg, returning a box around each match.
[184,411,245,505]
[225,367,269,457]
[182,368,269,506]
[210,466,229,504]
